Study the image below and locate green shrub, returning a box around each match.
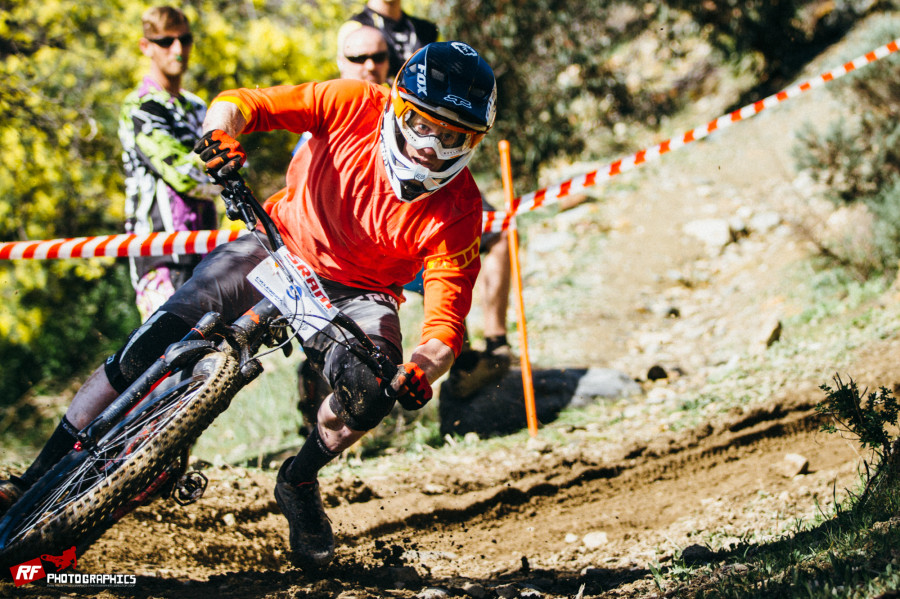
[792,16,900,276]
[817,374,900,508]
[0,261,138,402]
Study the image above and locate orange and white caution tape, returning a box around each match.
[5,38,899,258]
[482,37,900,233]
[0,229,245,261]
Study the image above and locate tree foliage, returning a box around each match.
[431,0,877,191]
[433,0,662,190]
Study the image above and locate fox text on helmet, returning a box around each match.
[380,41,497,203]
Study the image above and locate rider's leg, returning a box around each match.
[284,397,366,484]
[13,416,79,489]
[0,357,130,507]
[318,398,367,453]
[0,416,80,511]
[283,285,402,482]
[276,286,402,568]
[66,365,119,430]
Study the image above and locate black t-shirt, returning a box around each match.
[348,6,438,78]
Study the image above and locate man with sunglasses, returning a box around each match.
[341,0,438,80]
[118,6,218,322]
[336,25,390,85]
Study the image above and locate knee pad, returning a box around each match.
[105,311,192,394]
[327,337,401,431]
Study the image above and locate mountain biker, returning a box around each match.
[295,24,509,436]
[0,41,496,570]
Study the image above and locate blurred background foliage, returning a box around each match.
[0,0,893,417]
[792,14,900,280]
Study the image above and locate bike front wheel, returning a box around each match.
[0,349,242,568]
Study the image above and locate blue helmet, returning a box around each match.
[380,41,497,202]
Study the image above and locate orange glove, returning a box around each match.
[193,130,246,178]
[389,362,433,410]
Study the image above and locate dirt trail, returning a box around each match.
[8,384,866,599]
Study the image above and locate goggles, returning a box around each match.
[146,33,194,48]
[396,104,481,160]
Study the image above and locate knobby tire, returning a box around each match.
[0,350,241,569]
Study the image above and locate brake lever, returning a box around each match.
[214,174,258,227]
[210,171,286,249]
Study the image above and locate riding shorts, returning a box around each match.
[105,233,403,431]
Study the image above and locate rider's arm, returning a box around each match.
[205,79,378,138]
[408,338,455,383]
[201,98,248,138]
[420,237,480,356]
[418,179,483,358]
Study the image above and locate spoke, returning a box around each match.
[13,459,98,535]
[8,376,205,539]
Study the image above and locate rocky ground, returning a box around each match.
[5,18,900,599]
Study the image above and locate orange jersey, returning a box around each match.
[211,79,482,355]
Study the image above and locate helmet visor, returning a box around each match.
[397,104,481,160]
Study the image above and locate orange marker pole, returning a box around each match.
[498,140,538,437]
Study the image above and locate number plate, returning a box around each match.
[247,247,339,341]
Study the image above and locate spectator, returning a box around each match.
[336,24,390,84]
[340,0,438,80]
[119,5,218,322]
